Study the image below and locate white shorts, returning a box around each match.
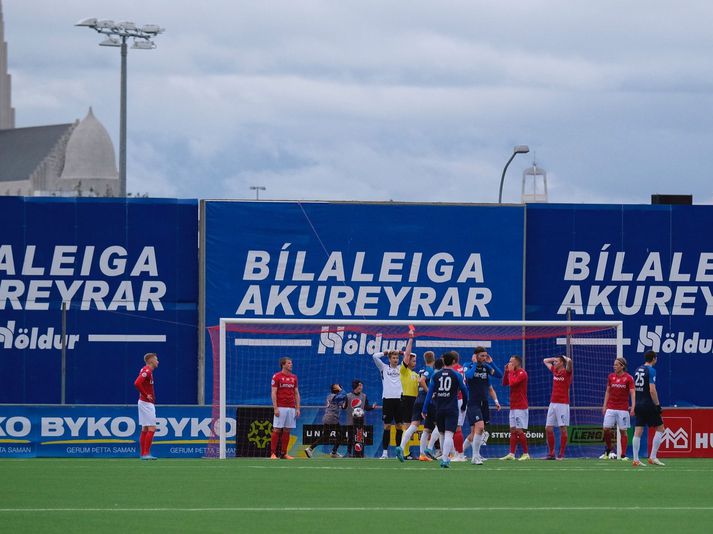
[603,409,631,429]
[138,400,156,427]
[457,398,466,427]
[509,409,529,430]
[273,407,297,429]
[546,403,570,427]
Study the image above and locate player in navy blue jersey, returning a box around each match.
[463,347,502,464]
[422,351,469,468]
[632,351,666,466]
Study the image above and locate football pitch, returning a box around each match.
[2,457,713,533]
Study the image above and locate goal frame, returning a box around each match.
[214,318,623,459]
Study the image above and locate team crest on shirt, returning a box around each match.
[142,372,147,378]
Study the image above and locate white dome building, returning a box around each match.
[59,108,119,196]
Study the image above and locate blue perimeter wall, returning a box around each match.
[2,199,713,407]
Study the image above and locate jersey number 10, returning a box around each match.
[438,375,452,391]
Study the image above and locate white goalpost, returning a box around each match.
[209,319,623,460]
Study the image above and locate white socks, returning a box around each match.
[651,431,664,460]
[472,433,483,460]
[400,424,418,449]
[633,436,641,461]
[442,431,455,460]
[420,430,430,455]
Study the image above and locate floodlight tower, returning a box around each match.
[75,18,165,197]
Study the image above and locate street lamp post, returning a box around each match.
[498,145,530,204]
[250,186,266,200]
[75,19,165,197]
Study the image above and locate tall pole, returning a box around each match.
[120,36,128,197]
[498,152,517,204]
[61,302,67,404]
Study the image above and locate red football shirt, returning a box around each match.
[606,372,634,410]
[503,368,528,409]
[550,367,573,404]
[134,365,155,403]
[453,363,465,400]
[271,371,298,408]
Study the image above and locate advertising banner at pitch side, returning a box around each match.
[204,201,525,403]
[526,204,713,406]
[0,405,235,458]
[0,197,198,404]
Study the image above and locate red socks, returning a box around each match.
[281,430,290,455]
[519,430,529,453]
[559,432,567,457]
[620,431,628,456]
[509,431,517,454]
[546,428,555,456]
[140,430,155,456]
[603,428,613,452]
[270,430,280,455]
[453,429,464,453]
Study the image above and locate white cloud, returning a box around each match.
[3,0,713,204]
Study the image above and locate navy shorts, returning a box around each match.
[436,410,460,433]
[466,405,484,427]
[412,397,425,423]
[481,400,491,425]
[634,404,663,428]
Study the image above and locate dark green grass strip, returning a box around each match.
[2,458,712,533]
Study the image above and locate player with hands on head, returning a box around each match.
[543,355,573,459]
[500,355,530,461]
[462,347,502,464]
[305,383,347,459]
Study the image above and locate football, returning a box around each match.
[352,407,364,418]
[609,452,618,460]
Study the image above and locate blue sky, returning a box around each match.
[4,0,713,203]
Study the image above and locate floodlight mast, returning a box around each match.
[75,18,165,197]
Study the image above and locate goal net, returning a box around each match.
[208,319,623,459]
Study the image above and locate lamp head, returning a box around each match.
[514,145,530,154]
[75,17,98,28]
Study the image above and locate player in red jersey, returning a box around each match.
[600,357,635,460]
[500,355,530,461]
[270,357,301,459]
[134,352,159,460]
[543,355,573,459]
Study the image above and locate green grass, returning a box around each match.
[2,457,713,533]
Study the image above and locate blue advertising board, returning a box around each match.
[204,201,525,404]
[0,404,618,459]
[526,204,713,406]
[0,197,198,404]
[0,405,233,458]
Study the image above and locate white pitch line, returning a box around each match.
[1,506,713,513]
